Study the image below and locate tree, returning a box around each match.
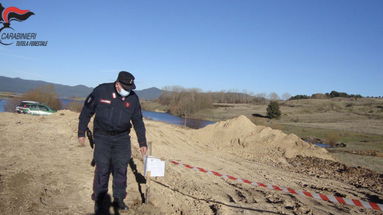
[281,93,291,100]
[289,95,310,100]
[5,85,62,112]
[268,92,280,101]
[158,86,212,117]
[255,93,267,99]
[267,101,281,119]
[22,85,62,110]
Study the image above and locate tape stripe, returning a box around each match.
[258,183,267,187]
[311,193,321,200]
[281,187,290,194]
[184,164,193,169]
[319,193,330,201]
[361,200,372,209]
[227,175,237,180]
[197,167,207,173]
[344,198,354,207]
[336,196,346,205]
[170,160,179,165]
[211,171,222,177]
[272,185,282,191]
[370,202,380,210]
[169,160,382,211]
[287,187,298,194]
[303,191,313,198]
[267,184,274,190]
[242,179,252,184]
[352,199,362,207]
[296,190,305,198]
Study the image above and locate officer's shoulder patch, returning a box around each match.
[87,95,93,103]
[100,99,111,104]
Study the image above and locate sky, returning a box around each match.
[0,0,382,97]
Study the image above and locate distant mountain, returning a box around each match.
[0,76,93,98]
[135,87,162,100]
[0,76,162,100]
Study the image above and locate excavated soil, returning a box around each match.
[0,111,382,215]
[287,156,383,201]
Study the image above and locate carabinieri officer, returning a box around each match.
[78,71,147,213]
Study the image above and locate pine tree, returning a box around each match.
[267,101,281,119]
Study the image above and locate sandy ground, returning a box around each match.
[0,111,382,215]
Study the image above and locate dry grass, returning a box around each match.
[0,91,19,99]
[326,132,340,147]
[247,116,383,171]
[143,98,383,149]
[329,151,383,173]
[66,101,83,113]
[141,100,168,112]
[188,98,383,171]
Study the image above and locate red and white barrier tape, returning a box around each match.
[169,160,383,211]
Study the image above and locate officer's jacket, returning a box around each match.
[78,83,147,147]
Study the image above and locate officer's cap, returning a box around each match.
[117,71,136,90]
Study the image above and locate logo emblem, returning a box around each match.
[0,3,34,45]
[125,102,130,108]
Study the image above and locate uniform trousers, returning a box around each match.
[91,132,131,200]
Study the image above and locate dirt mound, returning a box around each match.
[288,156,383,196]
[0,111,382,215]
[194,115,333,162]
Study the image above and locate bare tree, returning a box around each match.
[5,85,62,111]
[268,92,280,101]
[159,86,213,117]
[255,93,267,99]
[282,93,291,100]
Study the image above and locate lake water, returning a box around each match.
[0,98,214,129]
[314,143,333,148]
[0,99,6,112]
[142,110,214,129]
[61,98,81,106]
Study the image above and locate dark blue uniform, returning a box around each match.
[78,82,147,201]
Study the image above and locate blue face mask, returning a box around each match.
[118,87,130,97]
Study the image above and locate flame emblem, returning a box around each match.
[0,3,35,45]
[0,3,34,27]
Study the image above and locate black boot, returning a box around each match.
[114,198,129,211]
[94,192,111,215]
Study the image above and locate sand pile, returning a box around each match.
[1,111,381,215]
[194,115,333,162]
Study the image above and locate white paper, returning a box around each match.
[144,156,165,177]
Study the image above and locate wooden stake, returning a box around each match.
[144,141,152,204]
